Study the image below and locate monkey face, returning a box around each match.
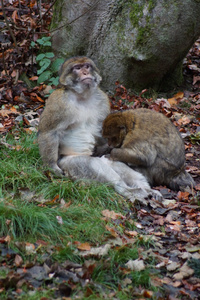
[59,57,102,93]
[103,126,126,148]
[72,63,93,85]
[103,113,127,148]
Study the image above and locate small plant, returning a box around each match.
[31,36,65,87]
[188,258,200,278]
[189,132,200,145]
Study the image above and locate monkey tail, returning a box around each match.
[168,170,195,191]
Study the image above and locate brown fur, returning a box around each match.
[102,109,195,190]
[37,58,163,202]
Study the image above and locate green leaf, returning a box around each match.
[37,71,52,84]
[30,41,36,47]
[36,36,51,45]
[43,41,51,46]
[51,58,65,73]
[45,52,55,58]
[36,54,46,61]
[39,58,51,68]
[49,77,59,86]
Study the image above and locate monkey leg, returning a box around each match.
[168,170,195,191]
[101,156,163,202]
[58,155,162,202]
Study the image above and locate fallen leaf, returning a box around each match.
[168,91,184,105]
[125,259,145,271]
[177,191,190,201]
[162,199,177,206]
[25,243,36,254]
[177,116,191,126]
[78,244,111,257]
[102,209,125,220]
[105,225,118,237]
[173,263,194,280]
[167,261,181,271]
[124,230,138,237]
[77,242,91,251]
[56,216,63,225]
[14,254,23,267]
[193,75,200,85]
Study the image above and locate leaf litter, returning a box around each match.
[0,0,200,298]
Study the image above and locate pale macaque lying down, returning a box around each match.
[58,155,163,203]
[37,56,163,203]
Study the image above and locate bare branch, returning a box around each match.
[1,0,20,55]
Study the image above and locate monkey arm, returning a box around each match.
[110,144,157,167]
[37,130,64,175]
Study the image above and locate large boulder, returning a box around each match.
[51,0,200,91]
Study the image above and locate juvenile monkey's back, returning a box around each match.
[129,108,183,141]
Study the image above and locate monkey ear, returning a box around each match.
[118,125,127,133]
[94,71,102,84]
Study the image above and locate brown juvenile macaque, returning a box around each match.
[102,108,195,191]
[38,57,162,202]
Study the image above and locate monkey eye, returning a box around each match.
[73,65,81,70]
[84,64,90,69]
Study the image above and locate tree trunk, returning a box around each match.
[51,0,200,91]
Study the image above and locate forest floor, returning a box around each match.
[0,1,200,299]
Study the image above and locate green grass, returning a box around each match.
[0,290,54,300]
[0,130,159,299]
[0,199,109,244]
[0,130,126,245]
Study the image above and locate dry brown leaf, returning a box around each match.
[77,242,91,251]
[105,225,118,237]
[14,254,23,267]
[177,116,191,126]
[102,209,125,220]
[124,230,138,237]
[193,75,200,85]
[173,263,194,281]
[177,191,190,201]
[79,244,111,258]
[167,261,181,271]
[168,91,184,105]
[168,97,177,106]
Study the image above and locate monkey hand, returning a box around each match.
[50,164,65,177]
[129,188,163,205]
[145,189,163,201]
[92,144,112,157]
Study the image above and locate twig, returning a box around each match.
[1,47,8,75]
[25,0,58,40]
[49,0,100,34]
[1,0,20,55]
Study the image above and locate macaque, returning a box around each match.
[102,108,195,191]
[38,57,162,202]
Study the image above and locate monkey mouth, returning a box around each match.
[81,78,93,84]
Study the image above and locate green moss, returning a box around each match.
[127,1,157,47]
[50,0,65,29]
[148,0,157,11]
[129,2,142,27]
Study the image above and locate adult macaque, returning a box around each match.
[102,108,195,191]
[38,56,162,202]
